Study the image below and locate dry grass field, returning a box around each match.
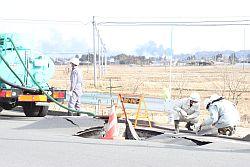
[49,64,250,126]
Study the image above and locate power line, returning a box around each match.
[98,23,250,27]
[97,19,250,27]
[0,18,90,25]
[97,19,250,24]
[2,16,250,26]
[96,15,250,19]
[96,16,250,27]
[96,16,250,22]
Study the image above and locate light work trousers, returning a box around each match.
[68,92,81,111]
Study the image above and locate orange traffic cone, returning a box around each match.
[101,105,119,139]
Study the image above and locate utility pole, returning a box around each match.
[92,16,97,87]
[104,46,107,74]
[87,50,89,73]
[243,28,246,70]
[98,30,101,78]
[101,45,104,75]
[169,28,173,99]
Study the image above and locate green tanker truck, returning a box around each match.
[0,33,66,117]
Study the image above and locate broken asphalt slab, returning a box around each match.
[17,116,105,135]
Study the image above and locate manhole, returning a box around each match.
[75,125,162,139]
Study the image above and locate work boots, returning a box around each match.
[218,126,236,136]
[174,120,180,134]
[185,122,194,131]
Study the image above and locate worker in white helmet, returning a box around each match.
[68,57,83,116]
[197,94,240,136]
[172,92,200,134]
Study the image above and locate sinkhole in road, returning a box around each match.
[75,126,212,146]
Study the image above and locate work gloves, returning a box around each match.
[177,109,188,118]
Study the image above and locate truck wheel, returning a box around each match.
[38,106,49,117]
[0,106,3,112]
[23,103,40,117]
[1,103,16,110]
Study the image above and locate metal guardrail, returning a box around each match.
[79,92,166,112]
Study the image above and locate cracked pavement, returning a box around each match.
[0,110,250,167]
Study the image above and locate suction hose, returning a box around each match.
[0,75,39,93]
[0,53,25,86]
[4,38,95,116]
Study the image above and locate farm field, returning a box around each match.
[49,64,250,126]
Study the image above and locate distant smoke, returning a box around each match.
[135,40,171,58]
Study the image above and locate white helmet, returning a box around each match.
[189,92,200,102]
[209,94,222,102]
[204,94,222,109]
[70,58,79,66]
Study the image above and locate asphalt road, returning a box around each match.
[0,110,250,167]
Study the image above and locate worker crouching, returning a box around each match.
[173,92,201,134]
[198,94,240,136]
[68,58,83,116]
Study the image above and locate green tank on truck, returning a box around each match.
[0,33,66,117]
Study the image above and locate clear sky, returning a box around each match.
[0,0,250,56]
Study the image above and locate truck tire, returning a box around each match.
[1,103,16,110]
[23,103,40,117]
[0,106,3,112]
[38,106,49,117]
